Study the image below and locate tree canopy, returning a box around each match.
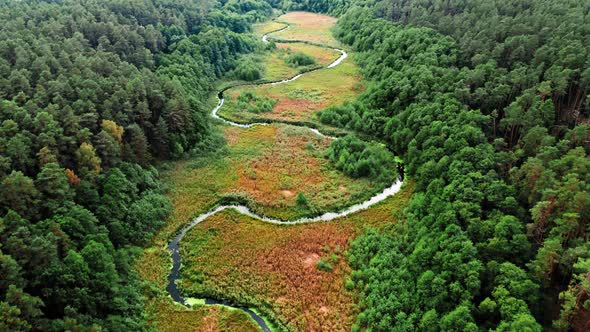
[0,0,272,329]
[286,0,590,330]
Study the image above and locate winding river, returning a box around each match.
[166,21,403,332]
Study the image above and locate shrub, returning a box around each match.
[345,278,355,291]
[285,52,316,67]
[326,135,396,184]
[236,90,276,113]
[295,192,308,206]
[316,259,333,272]
[235,58,263,81]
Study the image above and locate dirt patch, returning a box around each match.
[280,190,295,198]
[303,253,320,268]
[338,185,348,191]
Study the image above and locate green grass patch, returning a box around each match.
[185,298,206,306]
[219,57,361,127]
[237,90,277,113]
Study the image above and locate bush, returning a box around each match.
[326,135,396,184]
[345,278,355,291]
[236,90,277,113]
[235,58,263,81]
[285,52,316,67]
[295,192,308,206]
[316,259,333,272]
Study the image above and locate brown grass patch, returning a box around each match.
[182,211,357,331]
[271,97,320,120]
[227,125,375,219]
[224,127,242,147]
[180,182,414,332]
[274,12,338,45]
[147,298,260,332]
[302,253,321,268]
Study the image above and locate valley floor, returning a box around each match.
[137,11,412,332]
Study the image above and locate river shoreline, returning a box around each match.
[165,20,403,332]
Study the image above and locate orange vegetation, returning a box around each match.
[180,182,414,332]
[147,299,260,332]
[146,124,377,246]
[231,126,333,206]
[274,12,339,45]
[225,125,377,220]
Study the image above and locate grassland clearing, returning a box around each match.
[146,298,260,332]
[137,122,391,331]
[220,59,361,125]
[143,123,380,250]
[252,21,287,38]
[263,42,340,81]
[171,125,377,224]
[136,11,403,332]
[273,12,339,45]
[179,182,414,332]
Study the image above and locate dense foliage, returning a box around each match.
[267,0,350,16]
[0,0,272,330]
[326,135,395,184]
[236,90,277,113]
[318,101,381,133]
[234,57,265,81]
[285,52,316,67]
[312,1,589,331]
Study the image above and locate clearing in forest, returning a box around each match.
[179,184,413,332]
[220,59,361,125]
[219,11,361,126]
[272,11,339,45]
[138,11,403,332]
[160,124,378,233]
[263,42,342,81]
[138,123,392,331]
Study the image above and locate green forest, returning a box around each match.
[0,0,271,330]
[0,0,589,331]
[330,1,590,331]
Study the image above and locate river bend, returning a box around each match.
[166,21,403,332]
